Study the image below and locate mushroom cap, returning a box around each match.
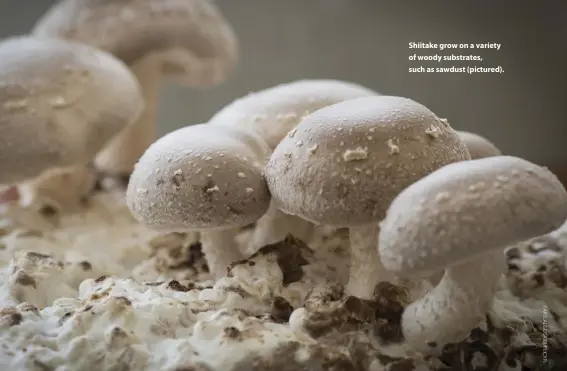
[0,36,143,184]
[32,0,238,87]
[378,156,567,279]
[265,95,471,227]
[457,130,501,159]
[126,123,271,231]
[209,79,379,149]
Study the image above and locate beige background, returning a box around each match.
[1,1,565,165]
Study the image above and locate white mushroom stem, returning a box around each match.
[246,201,314,255]
[401,251,506,352]
[345,224,395,299]
[200,229,245,280]
[95,56,161,175]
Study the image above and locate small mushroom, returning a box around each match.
[265,95,470,299]
[209,79,379,252]
[378,156,567,352]
[17,164,97,215]
[33,0,239,177]
[0,36,143,211]
[457,130,501,159]
[126,124,271,279]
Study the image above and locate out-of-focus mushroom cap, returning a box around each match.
[126,124,271,231]
[209,79,379,149]
[0,36,143,184]
[457,130,501,159]
[32,0,238,87]
[379,156,567,279]
[265,95,471,227]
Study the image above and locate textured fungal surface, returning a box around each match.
[506,233,567,298]
[0,189,566,370]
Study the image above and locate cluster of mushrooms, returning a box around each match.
[126,88,567,353]
[1,0,567,360]
[0,0,237,215]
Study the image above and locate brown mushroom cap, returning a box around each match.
[457,130,501,159]
[0,36,143,184]
[378,156,567,278]
[126,124,271,231]
[265,95,471,227]
[209,79,379,149]
[32,0,238,86]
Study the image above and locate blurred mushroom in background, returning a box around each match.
[0,36,143,225]
[456,130,501,159]
[32,0,239,182]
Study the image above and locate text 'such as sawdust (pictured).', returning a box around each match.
[408,41,504,74]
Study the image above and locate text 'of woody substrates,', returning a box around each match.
[408,42,504,74]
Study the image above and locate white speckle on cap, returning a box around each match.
[387,138,400,155]
[342,147,368,162]
[425,125,441,138]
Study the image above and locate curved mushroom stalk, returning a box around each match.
[378,156,567,353]
[246,201,315,255]
[200,229,244,279]
[95,56,161,176]
[346,224,395,299]
[18,165,97,215]
[402,251,505,351]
